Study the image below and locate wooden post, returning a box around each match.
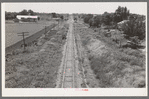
[17,32,29,51]
[45,26,46,35]
[58,19,59,28]
[22,32,25,50]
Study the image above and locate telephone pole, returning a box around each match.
[45,26,47,35]
[17,32,29,51]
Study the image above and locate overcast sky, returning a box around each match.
[4,2,147,15]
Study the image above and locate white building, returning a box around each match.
[117,20,129,29]
[16,15,39,22]
[117,20,129,25]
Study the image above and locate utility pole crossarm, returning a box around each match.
[17,32,29,51]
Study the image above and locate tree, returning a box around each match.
[83,14,93,24]
[113,6,129,23]
[122,18,145,47]
[93,15,102,27]
[28,9,35,15]
[51,13,57,18]
[74,17,77,22]
[88,15,102,28]
[102,12,112,25]
[60,15,64,20]
[5,12,17,20]
[19,9,28,15]
[18,9,35,15]
[89,18,93,27]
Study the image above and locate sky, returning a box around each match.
[4,2,147,15]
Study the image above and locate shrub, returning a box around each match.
[89,53,114,87]
[129,58,144,66]
[62,34,66,40]
[123,48,144,58]
[13,18,19,22]
[83,14,93,24]
[122,19,145,46]
[88,16,102,28]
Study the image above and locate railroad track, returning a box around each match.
[56,17,90,88]
[61,16,76,88]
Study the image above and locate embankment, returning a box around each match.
[6,24,56,54]
[74,22,145,88]
[5,22,69,88]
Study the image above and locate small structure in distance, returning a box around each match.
[117,20,129,30]
[52,18,61,21]
[14,15,40,23]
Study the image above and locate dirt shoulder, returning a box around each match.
[74,22,146,88]
[5,21,69,88]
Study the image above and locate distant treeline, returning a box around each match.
[5,9,67,20]
[78,6,146,48]
[80,6,145,27]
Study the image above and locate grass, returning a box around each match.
[75,22,145,88]
[5,22,69,88]
[88,53,125,87]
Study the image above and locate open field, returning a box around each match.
[5,20,57,48]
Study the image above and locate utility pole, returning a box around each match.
[17,32,29,51]
[58,19,60,29]
[56,19,60,29]
[45,26,46,35]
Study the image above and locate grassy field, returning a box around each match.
[5,20,56,48]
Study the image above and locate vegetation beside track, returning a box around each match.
[74,22,145,88]
[5,22,69,88]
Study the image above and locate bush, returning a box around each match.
[83,14,93,24]
[122,48,144,58]
[62,34,66,40]
[88,16,102,28]
[130,58,144,66]
[89,53,115,87]
[13,18,19,22]
[11,46,35,55]
[122,19,145,46]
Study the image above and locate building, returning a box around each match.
[117,20,129,30]
[117,20,129,25]
[16,15,40,22]
[52,18,61,21]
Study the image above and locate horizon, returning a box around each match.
[4,2,147,15]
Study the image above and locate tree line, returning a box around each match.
[5,9,64,20]
[5,9,36,20]
[82,6,145,48]
[83,6,131,27]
